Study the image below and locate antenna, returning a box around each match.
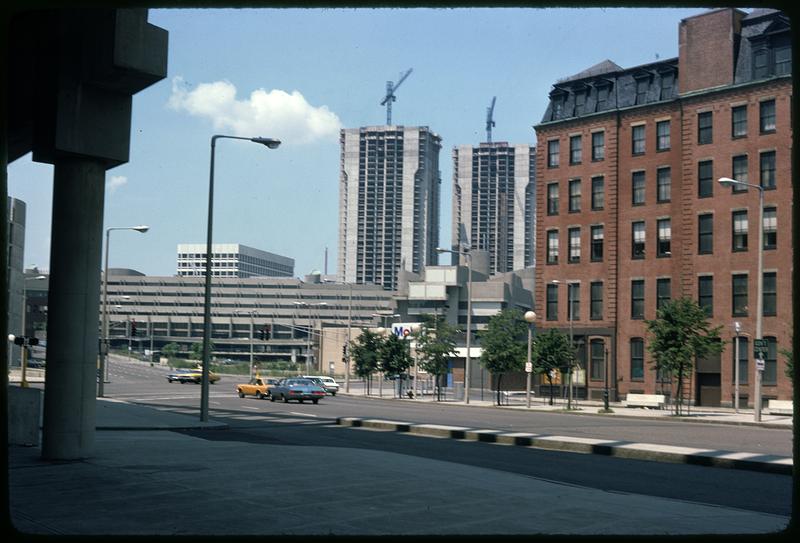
[486,96,496,143]
[380,68,413,125]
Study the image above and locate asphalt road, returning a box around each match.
[93,359,795,517]
[106,358,793,456]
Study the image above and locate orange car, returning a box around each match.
[236,376,279,399]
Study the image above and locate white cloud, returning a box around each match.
[168,76,342,145]
[107,175,128,194]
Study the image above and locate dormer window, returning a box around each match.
[594,80,612,112]
[634,74,651,105]
[573,85,588,116]
[659,71,675,100]
[550,89,568,121]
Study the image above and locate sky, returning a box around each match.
[8,6,710,277]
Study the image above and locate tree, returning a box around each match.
[479,308,528,405]
[349,328,382,395]
[162,342,180,360]
[379,333,413,398]
[531,329,573,406]
[780,340,793,380]
[645,297,724,416]
[413,313,458,401]
[188,340,214,362]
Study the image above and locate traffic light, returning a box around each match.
[131,320,137,337]
[264,325,271,341]
[342,344,348,357]
[259,328,265,341]
[28,337,39,346]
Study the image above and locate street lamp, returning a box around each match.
[733,321,742,413]
[235,310,256,378]
[99,225,149,397]
[551,279,575,408]
[201,135,280,421]
[524,311,536,408]
[719,176,764,422]
[436,246,473,404]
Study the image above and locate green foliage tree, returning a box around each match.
[188,340,214,362]
[349,328,383,395]
[479,308,528,405]
[379,333,413,398]
[531,328,573,405]
[162,342,180,360]
[645,297,724,416]
[780,341,793,380]
[413,313,458,401]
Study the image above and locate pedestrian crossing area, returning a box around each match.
[149,405,338,426]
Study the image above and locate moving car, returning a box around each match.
[236,376,279,399]
[269,378,326,404]
[303,375,340,395]
[167,367,220,384]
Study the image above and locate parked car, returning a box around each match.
[303,375,340,395]
[236,376,279,399]
[269,378,326,404]
[167,367,220,384]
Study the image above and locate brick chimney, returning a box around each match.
[678,8,746,94]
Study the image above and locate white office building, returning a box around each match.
[338,125,442,291]
[177,243,294,278]
[451,142,536,273]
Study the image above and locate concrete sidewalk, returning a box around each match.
[6,395,793,536]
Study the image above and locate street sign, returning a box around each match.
[753,339,768,359]
[755,359,765,371]
[525,362,533,373]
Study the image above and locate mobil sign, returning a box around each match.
[391,322,421,339]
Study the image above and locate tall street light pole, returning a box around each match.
[99,225,148,398]
[551,279,574,408]
[436,246,472,404]
[202,135,280,422]
[719,177,764,422]
[733,321,742,413]
[524,311,536,408]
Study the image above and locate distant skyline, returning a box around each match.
[8,6,710,277]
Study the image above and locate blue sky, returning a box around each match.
[8,6,708,277]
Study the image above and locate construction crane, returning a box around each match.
[380,68,413,125]
[486,96,497,143]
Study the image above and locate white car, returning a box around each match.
[303,375,340,396]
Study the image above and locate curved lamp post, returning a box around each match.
[98,225,148,397]
[524,310,537,408]
[436,246,472,403]
[201,135,280,421]
[719,176,764,422]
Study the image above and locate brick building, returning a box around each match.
[533,8,792,406]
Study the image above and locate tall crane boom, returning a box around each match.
[380,68,413,125]
[486,96,497,143]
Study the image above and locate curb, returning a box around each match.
[336,417,792,475]
[336,392,793,430]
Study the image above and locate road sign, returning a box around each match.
[755,359,765,371]
[753,339,768,359]
[525,362,533,373]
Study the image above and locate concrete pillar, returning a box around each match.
[42,158,105,460]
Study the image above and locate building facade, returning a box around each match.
[534,8,792,406]
[338,125,442,291]
[100,271,394,374]
[452,142,536,274]
[6,197,26,367]
[177,243,294,278]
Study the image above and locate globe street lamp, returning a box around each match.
[436,246,473,404]
[99,225,148,397]
[718,176,764,422]
[201,135,280,422]
[524,311,537,408]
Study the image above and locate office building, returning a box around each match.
[452,142,536,273]
[6,197,25,366]
[177,243,294,278]
[338,125,442,291]
[534,8,792,406]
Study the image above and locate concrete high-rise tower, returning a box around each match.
[452,142,536,273]
[338,125,442,290]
